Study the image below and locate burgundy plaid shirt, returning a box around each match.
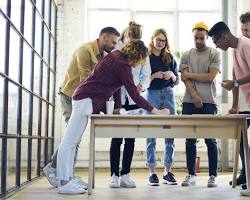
[73,50,153,113]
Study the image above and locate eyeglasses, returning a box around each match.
[155,38,166,43]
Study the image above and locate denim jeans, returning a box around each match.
[145,87,176,167]
[182,103,218,176]
[238,111,250,176]
[57,98,93,181]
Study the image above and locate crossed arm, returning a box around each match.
[181,67,219,108]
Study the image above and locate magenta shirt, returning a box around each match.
[233,36,250,107]
[72,50,154,113]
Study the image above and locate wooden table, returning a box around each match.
[87,114,250,195]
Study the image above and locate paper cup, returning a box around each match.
[106,100,115,114]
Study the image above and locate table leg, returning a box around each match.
[232,126,241,188]
[240,121,250,196]
[88,121,95,195]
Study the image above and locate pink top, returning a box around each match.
[233,36,250,107]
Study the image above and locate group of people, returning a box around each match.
[42,11,250,195]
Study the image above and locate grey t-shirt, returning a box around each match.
[179,47,221,104]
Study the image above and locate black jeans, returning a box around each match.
[109,99,138,176]
[182,103,218,176]
[239,111,250,176]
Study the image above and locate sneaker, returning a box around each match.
[72,176,88,189]
[43,162,58,187]
[120,174,136,188]
[207,175,217,187]
[242,184,247,190]
[58,180,86,194]
[240,189,250,196]
[229,174,246,186]
[148,174,160,186]
[163,172,177,185]
[109,174,120,188]
[181,175,196,187]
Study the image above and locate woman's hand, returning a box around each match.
[151,71,164,80]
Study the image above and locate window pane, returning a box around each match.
[31,139,38,178]
[49,71,54,103]
[179,12,221,52]
[0,15,6,73]
[0,138,2,191]
[0,77,3,132]
[35,11,42,54]
[24,0,33,45]
[22,90,29,135]
[42,65,48,99]
[44,0,50,26]
[50,37,55,70]
[33,55,41,95]
[48,105,53,137]
[132,0,175,11]
[41,102,47,137]
[51,3,56,35]
[20,139,28,183]
[88,0,129,9]
[7,139,16,190]
[88,11,129,40]
[43,27,50,64]
[135,13,175,49]
[179,0,221,10]
[23,43,31,90]
[32,97,39,136]
[9,27,20,82]
[8,83,18,135]
[0,0,7,13]
[11,1,21,30]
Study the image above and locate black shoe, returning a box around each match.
[229,174,246,186]
[148,174,160,186]
[242,184,247,190]
[163,172,177,185]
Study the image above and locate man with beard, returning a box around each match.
[179,22,221,187]
[43,27,120,188]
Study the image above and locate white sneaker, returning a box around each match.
[58,180,86,194]
[43,163,58,187]
[120,174,136,188]
[109,174,120,188]
[181,175,196,186]
[240,189,250,196]
[207,175,217,187]
[72,176,88,189]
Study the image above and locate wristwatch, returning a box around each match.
[234,80,239,87]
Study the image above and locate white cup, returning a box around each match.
[106,100,115,115]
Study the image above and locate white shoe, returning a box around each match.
[72,176,88,189]
[207,175,217,187]
[58,180,86,194]
[109,174,120,188]
[240,189,250,196]
[181,175,196,186]
[120,174,136,188]
[43,163,58,187]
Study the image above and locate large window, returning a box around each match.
[0,1,57,198]
[87,0,222,95]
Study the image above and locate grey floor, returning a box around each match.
[8,170,249,200]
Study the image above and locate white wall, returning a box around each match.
[54,0,250,169]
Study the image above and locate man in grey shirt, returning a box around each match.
[179,22,221,187]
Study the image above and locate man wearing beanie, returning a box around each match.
[179,22,221,187]
[208,21,250,196]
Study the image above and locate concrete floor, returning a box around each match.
[8,169,249,200]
